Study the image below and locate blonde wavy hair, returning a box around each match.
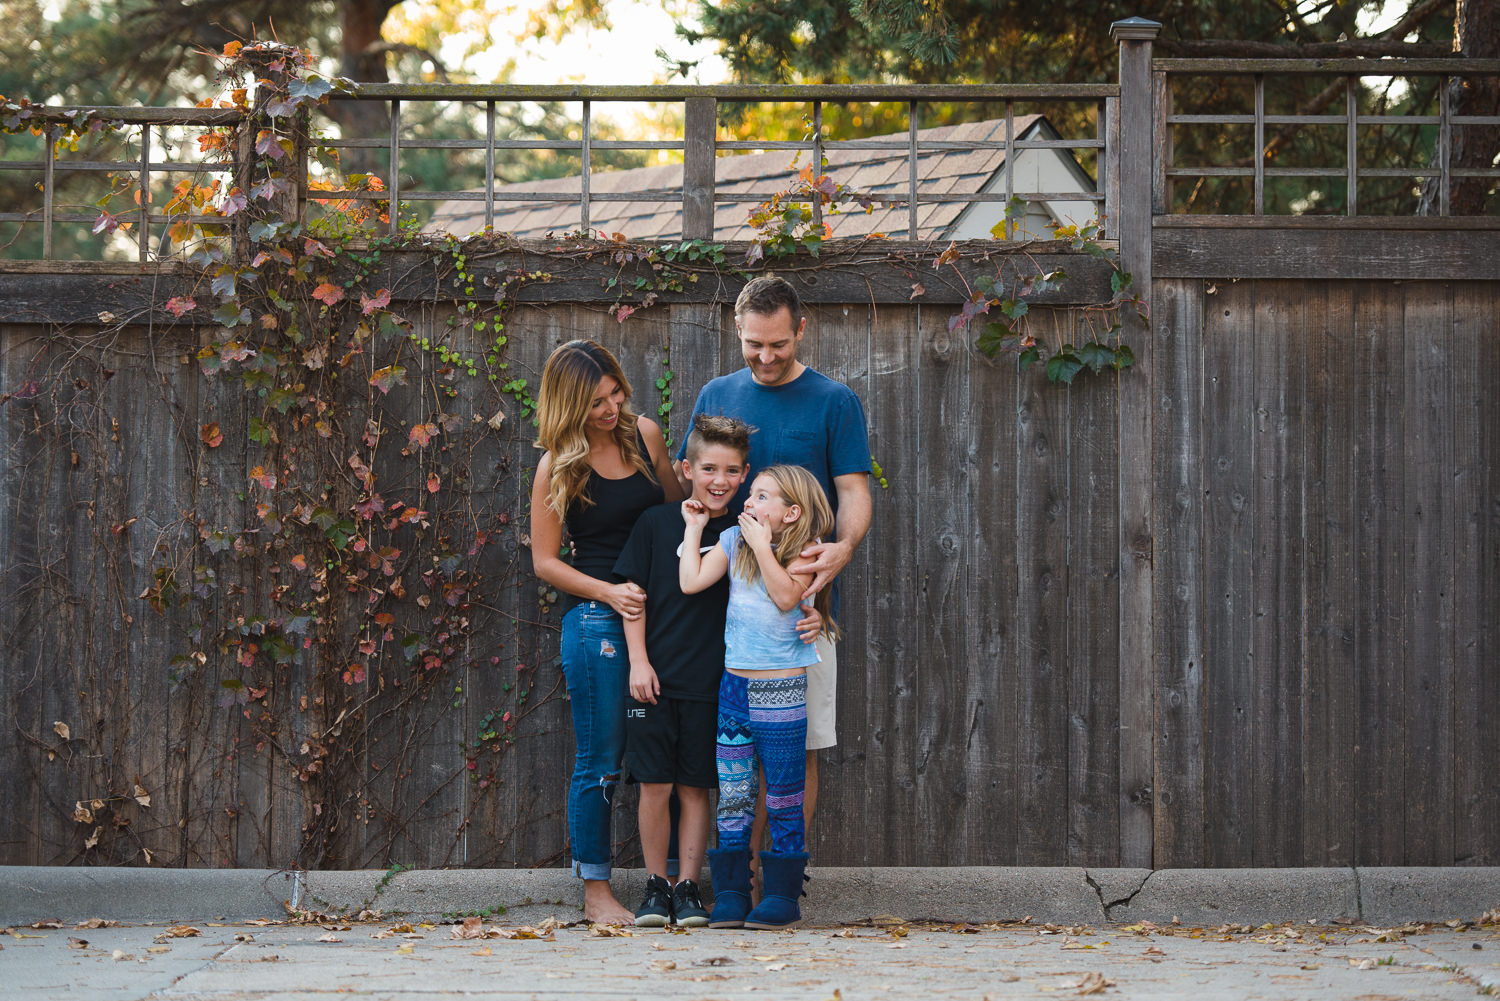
[535,340,655,518]
[732,464,839,640]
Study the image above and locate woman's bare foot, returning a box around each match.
[582,878,634,925]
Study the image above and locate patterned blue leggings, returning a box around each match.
[716,672,807,854]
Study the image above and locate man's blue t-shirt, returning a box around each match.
[680,366,871,527]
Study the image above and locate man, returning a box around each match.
[678,274,873,830]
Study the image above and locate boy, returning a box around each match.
[613,414,753,926]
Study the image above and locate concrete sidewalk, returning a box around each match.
[3,866,1498,927]
[2,914,1497,1001]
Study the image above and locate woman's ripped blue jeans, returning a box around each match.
[559,601,628,880]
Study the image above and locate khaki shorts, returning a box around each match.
[806,635,837,750]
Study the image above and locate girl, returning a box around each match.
[530,339,683,925]
[679,464,837,930]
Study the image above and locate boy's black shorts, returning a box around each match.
[624,696,717,788]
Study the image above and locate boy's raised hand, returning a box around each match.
[681,498,710,531]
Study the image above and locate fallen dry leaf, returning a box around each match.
[471,946,492,956]
[53,722,70,740]
[31,919,64,929]
[67,937,88,949]
[315,933,341,943]
[84,827,101,849]
[650,959,678,972]
[146,945,170,954]
[1075,971,1115,995]
[133,782,151,808]
[451,916,486,940]
[697,956,734,966]
[764,962,789,972]
[589,923,634,937]
[76,918,117,929]
[160,925,200,939]
[395,943,416,955]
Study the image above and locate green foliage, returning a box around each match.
[960,212,1144,385]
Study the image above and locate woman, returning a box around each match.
[529,339,683,925]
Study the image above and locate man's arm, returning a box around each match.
[795,470,872,600]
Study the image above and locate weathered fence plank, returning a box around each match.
[1066,311,1121,868]
[1152,279,1206,868]
[856,304,922,864]
[963,350,1020,865]
[1249,281,1307,868]
[1402,283,1455,867]
[1302,281,1358,867]
[1203,278,1255,867]
[1450,284,1500,865]
[1014,341,1070,865]
[914,308,971,862]
[1351,283,1407,866]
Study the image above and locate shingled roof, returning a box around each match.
[424,115,1098,242]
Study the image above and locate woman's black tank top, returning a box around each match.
[559,434,664,613]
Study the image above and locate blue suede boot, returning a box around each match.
[706,847,753,928]
[742,851,808,930]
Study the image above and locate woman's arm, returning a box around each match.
[639,416,685,504]
[679,500,729,594]
[739,512,812,612]
[529,452,646,619]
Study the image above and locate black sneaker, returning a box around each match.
[671,879,709,927]
[634,874,673,927]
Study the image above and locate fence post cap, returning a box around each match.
[1110,17,1163,41]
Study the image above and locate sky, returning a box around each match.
[434,0,729,85]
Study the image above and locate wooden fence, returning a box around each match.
[2,22,1498,871]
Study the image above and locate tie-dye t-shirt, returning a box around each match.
[718,526,821,673]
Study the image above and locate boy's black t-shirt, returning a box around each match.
[613,504,734,703]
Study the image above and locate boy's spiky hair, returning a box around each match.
[683,413,753,464]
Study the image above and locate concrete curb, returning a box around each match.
[2,866,1497,927]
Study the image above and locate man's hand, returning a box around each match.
[794,601,823,643]
[792,537,855,601]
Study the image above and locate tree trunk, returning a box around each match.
[1419,0,1500,215]
[323,0,400,178]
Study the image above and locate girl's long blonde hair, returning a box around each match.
[535,340,655,518]
[733,464,840,640]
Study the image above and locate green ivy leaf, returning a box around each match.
[1078,341,1113,373]
[1046,347,1085,385]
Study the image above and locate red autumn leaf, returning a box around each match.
[92,211,119,235]
[254,130,286,160]
[165,296,197,317]
[248,465,277,490]
[360,288,391,315]
[222,40,243,57]
[303,238,334,258]
[342,664,366,685]
[369,365,406,394]
[312,282,344,306]
[427,473,441,493]
[408,423,438,447]
[290,554,307,571]
[200,422,223,447]
[374,612,394,626]
[613,304,636,323]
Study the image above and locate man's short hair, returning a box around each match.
[684,414,753,465]
[735,274,804,331]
